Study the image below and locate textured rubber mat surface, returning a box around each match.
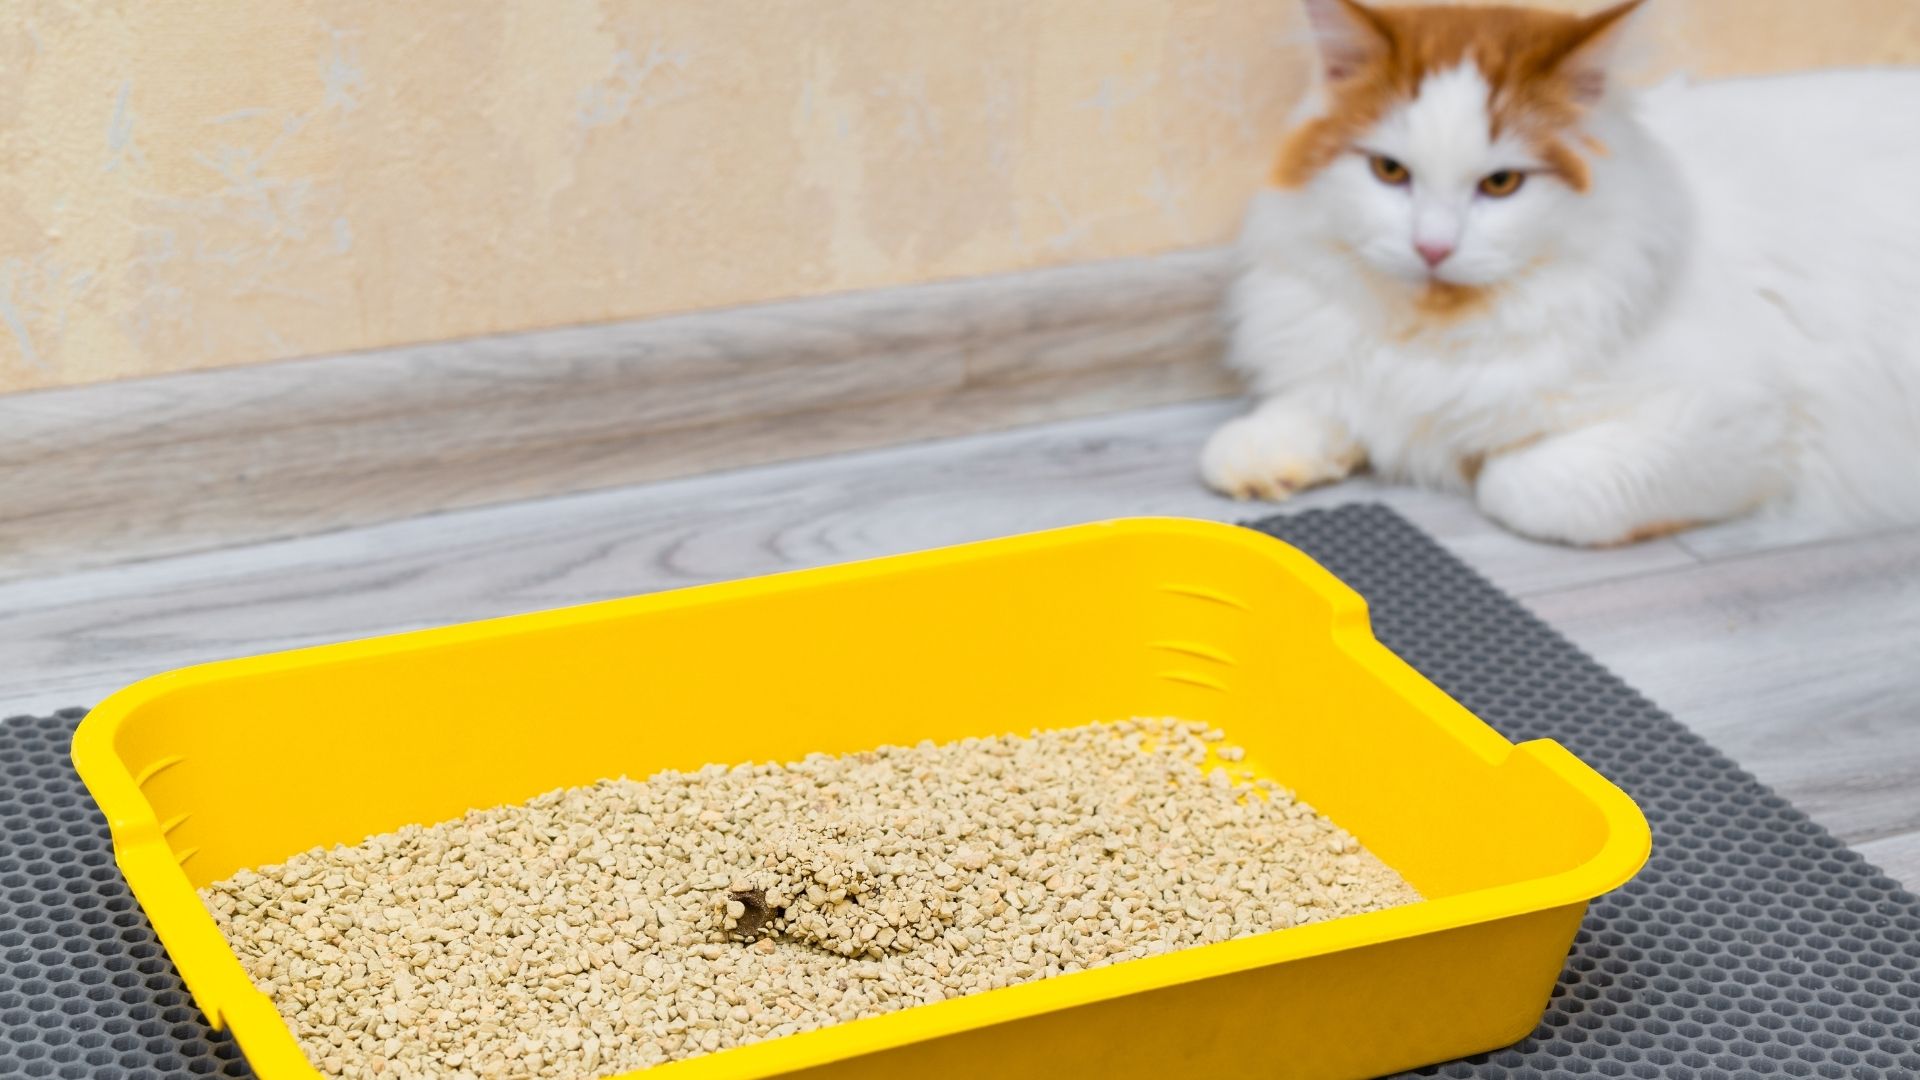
[0,708,250,1078]
[2,503,1916,1078]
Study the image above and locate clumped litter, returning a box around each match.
[203,719,1421,1079]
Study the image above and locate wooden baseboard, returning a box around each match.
[0,248,1236,581]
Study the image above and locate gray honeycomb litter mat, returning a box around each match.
[2,503,1917,1079]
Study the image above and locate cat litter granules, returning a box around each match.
[203,718,1419,1079]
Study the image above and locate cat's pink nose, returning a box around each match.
[1415,240,1454,267]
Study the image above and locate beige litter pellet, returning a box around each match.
[202,719,1419,1079]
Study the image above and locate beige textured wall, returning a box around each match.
[3,0,1918,393]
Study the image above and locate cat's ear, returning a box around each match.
[1301,0,1391,84]
[1556,0,1647,105]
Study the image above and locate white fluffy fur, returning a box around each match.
[1206,53,1920,545]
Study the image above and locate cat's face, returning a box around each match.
[1315,63,1584,290]
[1274,0,1641,304]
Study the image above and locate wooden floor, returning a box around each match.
[4,398,1915,890]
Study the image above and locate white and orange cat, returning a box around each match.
[1205,0,1920,545]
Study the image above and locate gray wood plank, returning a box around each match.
[1674,512,1908,563]
[1525,530,1920,849]
[0,400,1694,717]
[1854,831,1920,894]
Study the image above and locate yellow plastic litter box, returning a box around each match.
[72,517,1650,1080]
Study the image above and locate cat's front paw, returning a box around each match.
[1201,410,1362,501]
[1475,447,1646,546]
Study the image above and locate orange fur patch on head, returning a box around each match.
[1535,138,1592,192]
[1274,0,1641,191]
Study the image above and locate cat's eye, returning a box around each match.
[1479,170,1525,197]
[1368,155,1411,186]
